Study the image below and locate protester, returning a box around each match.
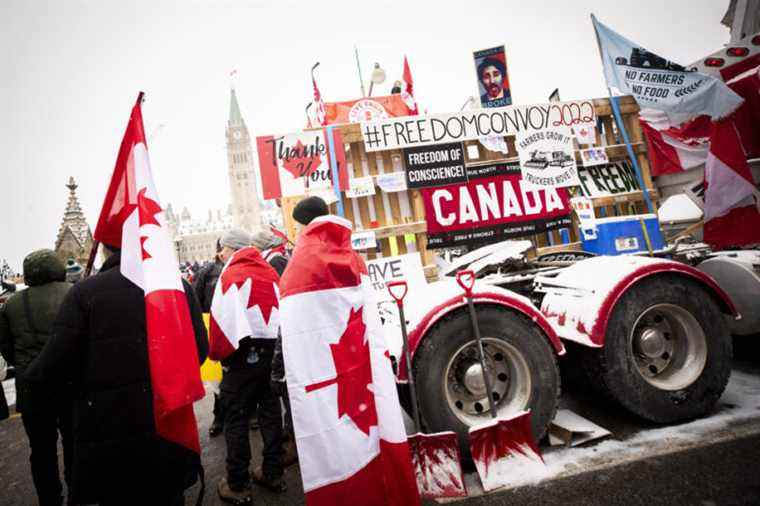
[64,258,83,284]
[25,244,208,505]
[251,229,288,276]
[0,249,73,506]
[193,239,226,437]
[209,229,285,504]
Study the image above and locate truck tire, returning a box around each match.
[412,306,560,462]
[582,276,732,423]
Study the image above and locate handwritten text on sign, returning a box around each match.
[362,100,596,152]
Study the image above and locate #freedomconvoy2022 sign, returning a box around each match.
[577,161,642,198]
[361,100,596,152]
[403,142,466,189]
[421,163,572,248]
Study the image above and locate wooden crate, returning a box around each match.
[279,96,657,276]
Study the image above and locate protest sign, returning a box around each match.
[325,95,413,125]
[516,126,580,189]
[346,176,376,198]
[577,161,641,198]
[474,45,512,108]
[256,129,349,199]
[572,124,597,144]
[366,253,427,300]
[580,147,609,167]
[403,142,466,189]
[351,230,377,250]
[570,197,598,240]
[421,163,572,248]
[361,100,596,152]
[376,171,407,192]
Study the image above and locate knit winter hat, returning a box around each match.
[292,196,328,225]
[220,228,252,251]
[251,229,284,251]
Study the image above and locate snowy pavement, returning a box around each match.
[0,348,759,505]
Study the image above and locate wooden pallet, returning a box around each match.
[278,96,657,278]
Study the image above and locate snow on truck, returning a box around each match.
[267,89,757,460]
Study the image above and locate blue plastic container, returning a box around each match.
[581,214,665,255]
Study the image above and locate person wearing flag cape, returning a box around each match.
[26,94,209,504]
[278,198,420,506]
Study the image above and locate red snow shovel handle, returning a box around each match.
[456,270,476,297]
[387,280,408,305]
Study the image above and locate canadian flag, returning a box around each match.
[639,109,712,176]
[279,215,420,506]
[401,56,418,115]
[208,247,280,360]
[93,93,205,453]
[313,63,327,126]
[703,119,760,248]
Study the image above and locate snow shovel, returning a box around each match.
[387,281,467,499]
[455,270,549,492]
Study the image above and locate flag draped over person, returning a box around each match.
[401,56,418,115]
[208,246,281,360]
[92,92,205,453]
[279,215,420,506]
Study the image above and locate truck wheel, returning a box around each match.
[583,276,732,423]
[413,306,560,461]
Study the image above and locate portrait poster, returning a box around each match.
[474,45,512,108]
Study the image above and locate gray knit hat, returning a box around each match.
[220,228,252,251]
[251,229,284,251]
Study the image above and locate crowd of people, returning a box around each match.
[0,195,331,505]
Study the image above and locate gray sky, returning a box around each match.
[1,0,729,272]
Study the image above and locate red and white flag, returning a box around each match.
[279,215,420,506]
[401,56,418,115]
[313,63,327,126]
[93,93,205,453]
[208,247,280,360]
[703,119,760,248]
[639,110,712,176]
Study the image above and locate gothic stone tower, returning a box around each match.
[226,88,262,232]
[55,176,93,265]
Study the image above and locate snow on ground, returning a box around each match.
[451,370,760,500]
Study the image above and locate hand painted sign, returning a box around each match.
[366,253,427,297]
[421,163,572,248]
[577,161,641,198]
[474,45,512,108]
[256,129,349,199]
[580,147,609,167]
[516,126,580,189]
[362,100,596,152]
[403,142,466,189]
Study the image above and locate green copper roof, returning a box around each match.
[229,88,244,126]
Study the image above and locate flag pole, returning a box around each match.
[326,126,345,217]
[354,45,367,97]
[590,14,654,214]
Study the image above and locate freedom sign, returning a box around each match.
[421,163,572,248]
[361,100,596,152]
[256,129,349,199]
[403,142,466,189]
[577,161,641,198]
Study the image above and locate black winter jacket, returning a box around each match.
[192,258,223,313]
[26,253,208,502]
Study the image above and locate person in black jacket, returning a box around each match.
[0,250,72,506]
[26,245,208,505]
[193,239,226,437]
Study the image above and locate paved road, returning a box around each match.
[1,339,759,505]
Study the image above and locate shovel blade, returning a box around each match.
[469,410,549,492]
[409,431,467,499]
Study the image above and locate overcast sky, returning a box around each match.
[0,0,729,272]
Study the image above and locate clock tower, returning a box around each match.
[226,87,262,232]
